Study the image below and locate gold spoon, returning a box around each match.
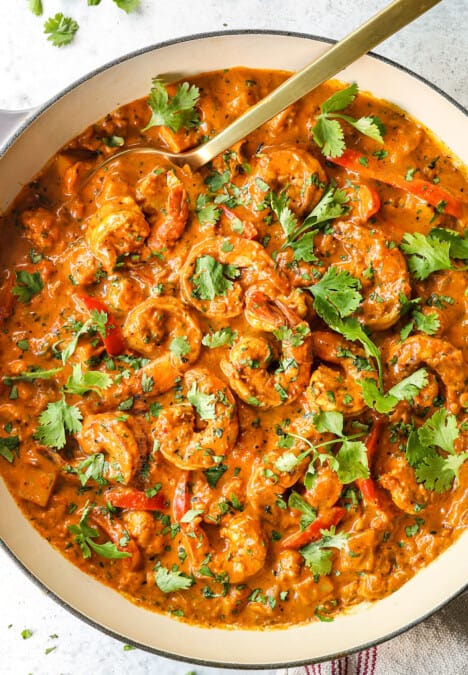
[91,0,441,175]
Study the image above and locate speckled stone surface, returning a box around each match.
[0,2,466,674]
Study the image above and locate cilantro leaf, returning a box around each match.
[320,83,358,114]
[204,463,228,488]
[76,453,107,487]
[361,369,428,414]
[429,228,468,260]
[64,364,112,396]
[312,116,345,158]
[313,84,384,158]
[340,115,385,143]
[275,451,300,474]
[187,382,216,420]
[405,409,465,493]
[36,397,83,449]
[44,13,79,47]
[88,540,132,559]
[191,254,239,301]
[29,0,43,16]
[313,411,344,437]
[415,450,468,493]
[412,310,440,336]
[401,232,454,280]
[143,79,200,133]
[287,230,319,263]
[169,336,191,359]
[12,270,43,303]
[0,436,20,464]
[155,566,193,593]
[268,190,298,238]
[417,408,459,454]
[334,440,369,483]
[300,526,348,576]
[288,491,317,530]
[308,267,362,318]
[112,0,140,13]
[195,195,221,227]
[202,327,237,348]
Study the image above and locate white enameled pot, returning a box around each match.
[0,31,466,669]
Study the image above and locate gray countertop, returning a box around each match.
[0,1,466,674]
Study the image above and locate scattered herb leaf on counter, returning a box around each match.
[44,13,79,48]
[29,0,43,16]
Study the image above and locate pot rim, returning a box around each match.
[0,29,466,669]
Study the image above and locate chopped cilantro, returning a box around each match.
[12,270,43,303]
[36,397,83,449]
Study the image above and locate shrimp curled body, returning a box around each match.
[152,368,239,470]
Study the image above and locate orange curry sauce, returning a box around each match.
[0,68,467,628]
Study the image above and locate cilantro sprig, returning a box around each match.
[274,411,369,488]
[313,83,385,158]
[268,182,349,262]
[406,409,467,493]
[401,231,467,280]
[143,79,200,133]
[68,502,131,560]
[300,526,348,576]
[12,270,43,303]
[305,267,384,388]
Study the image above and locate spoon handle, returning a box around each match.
[190,0,441,168]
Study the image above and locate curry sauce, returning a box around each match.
[0,68,467,628]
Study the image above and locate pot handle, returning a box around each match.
[0,109,35,146]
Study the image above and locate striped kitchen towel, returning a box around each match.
[277,591,467,675]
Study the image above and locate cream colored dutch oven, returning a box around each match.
[0,31,466,669]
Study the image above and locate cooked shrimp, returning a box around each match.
[332,220,411,330]
[137,169,189,249]
[306,331,378,416]
[85,196,150,272]
[387,335,466,414]
[220,289,313,408]
[152,368,239,470]
[303,464,343,510]
[103,297,202,404]
[180,235,289,318]
[77,413,148,485]
[181,513,267,583]
[244,144,327,217]
[378,454,433,514]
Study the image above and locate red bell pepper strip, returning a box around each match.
[280,506,346,550]
[107,488,166,511]
[356,417,385,507]
[173,472,190,523]
[330,149,463,218]
[78,295,126,356]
